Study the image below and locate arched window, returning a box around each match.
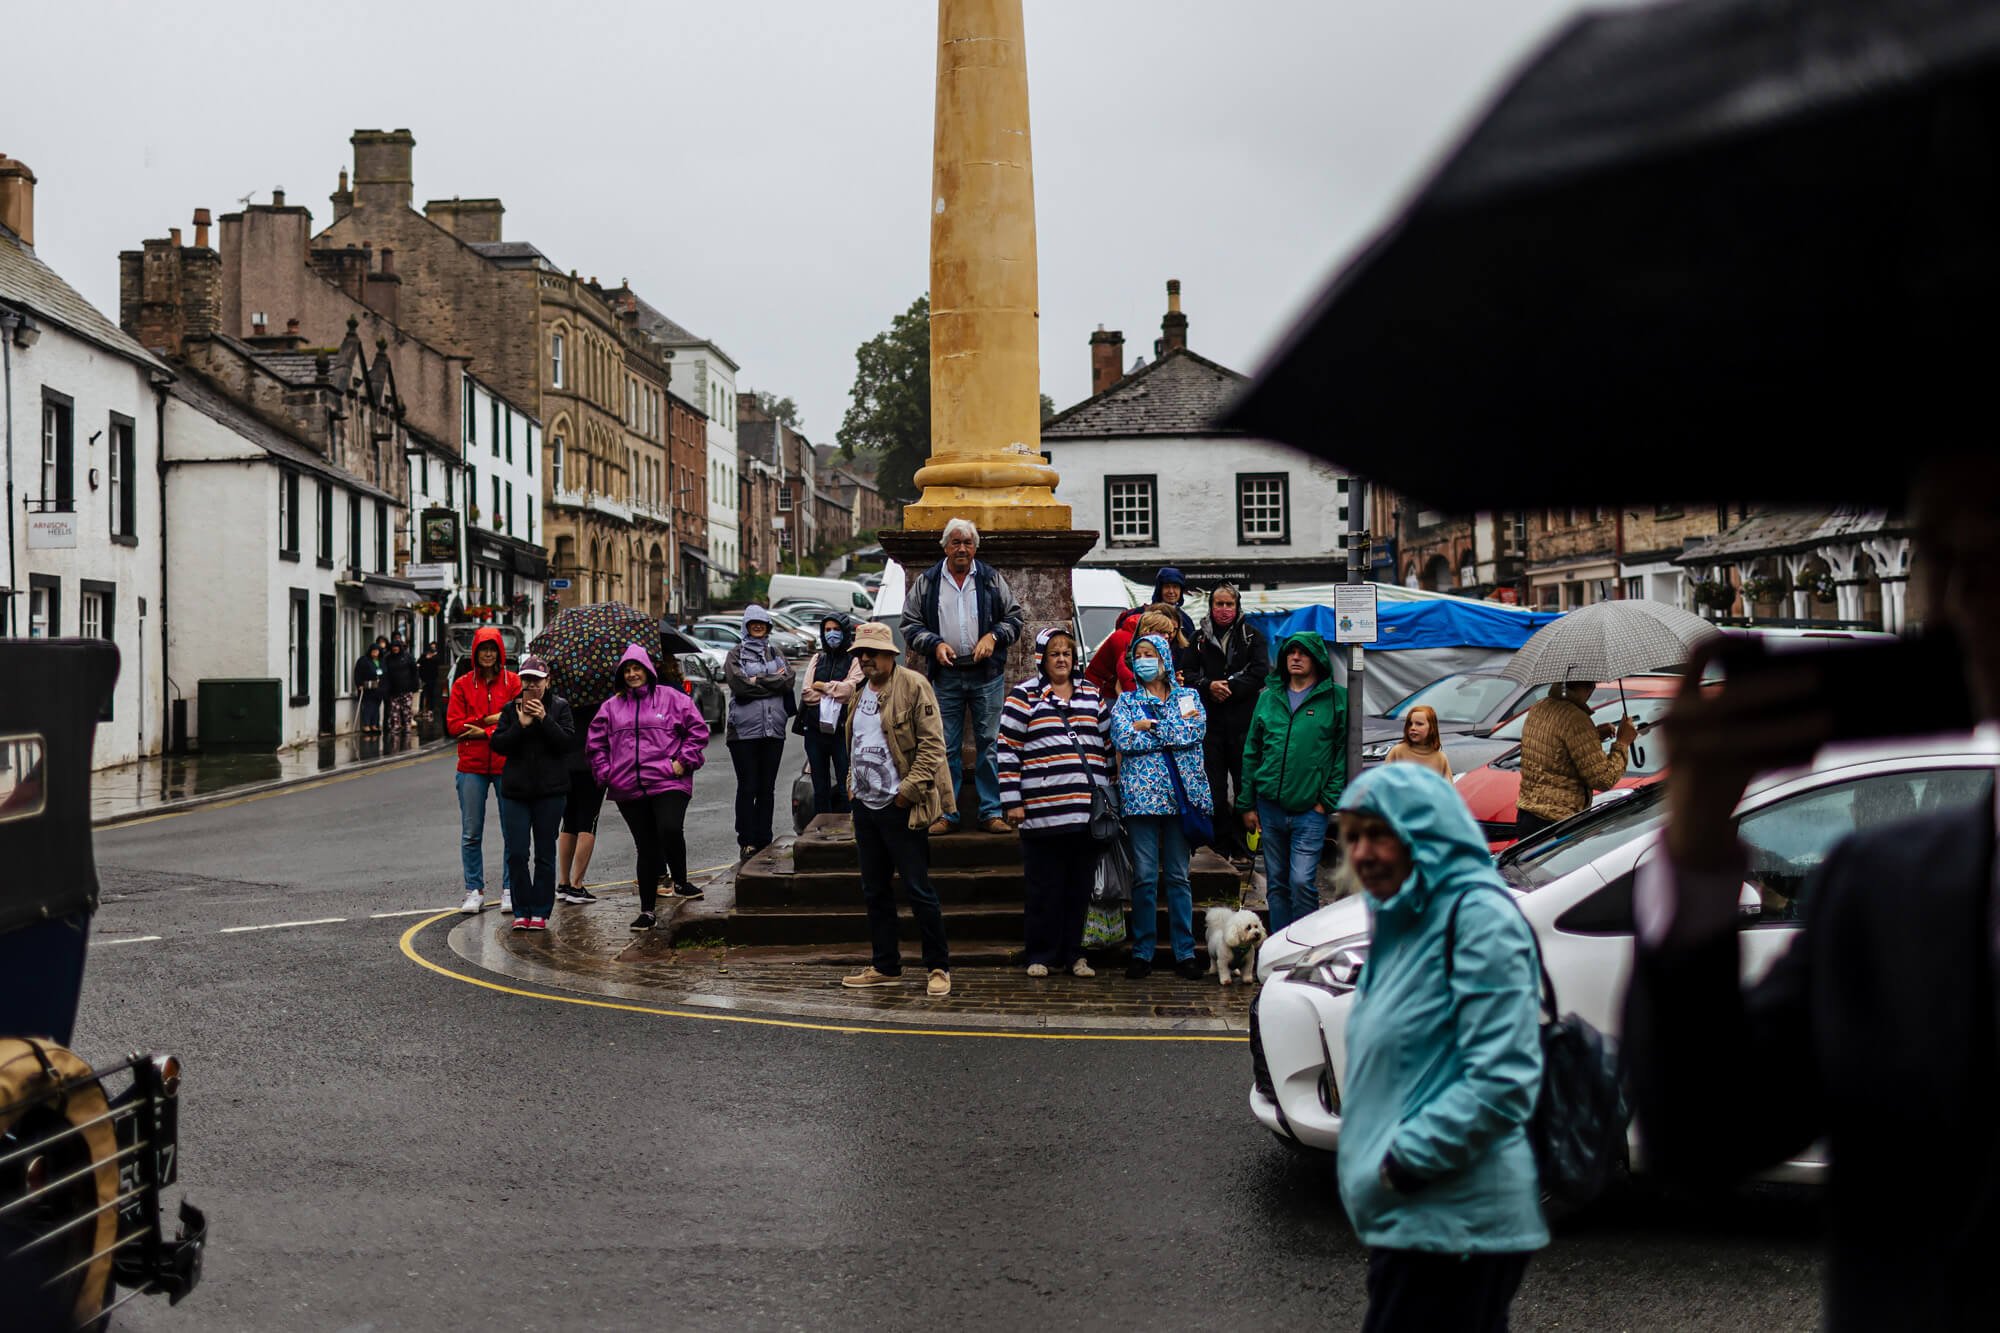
[551,434,566,492]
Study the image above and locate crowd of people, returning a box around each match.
[352,635,447,742]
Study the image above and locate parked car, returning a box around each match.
[1358,672,1543,770]
[766,573,875,615]
[1248,733,1997,1188]
[660,625,727,729]
[694,614,811,660]
[687,621,742,658]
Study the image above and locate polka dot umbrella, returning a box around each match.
[529,602,664,710]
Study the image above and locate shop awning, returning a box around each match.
[679,544,723,574]
[360,574,420,609]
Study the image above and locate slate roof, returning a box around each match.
[250,350,326,385]
[1040,347,1246,439]
[167,370,399,504]
[1673,507,1907,565]
[0,228,169,375]
[468,240,560,272]
[622,288,740,370]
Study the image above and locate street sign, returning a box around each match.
[548,577,572,590]
[1333,583,1378,644]
[26,513,77,550]
[404,562,454,589]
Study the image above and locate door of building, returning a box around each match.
[318,596,337,735]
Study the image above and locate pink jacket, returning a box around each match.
[587,644,710,801]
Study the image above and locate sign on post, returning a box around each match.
[1333,583,1379,644]
[419,508,460,564]
[26,513,77,550]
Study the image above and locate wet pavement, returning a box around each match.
[91,721,444,823]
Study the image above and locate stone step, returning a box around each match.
[791,814,1027,871]
[714,901,1257,949]
[734,857,1243,909]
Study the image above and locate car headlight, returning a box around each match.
[1284,933,1371,994]
[1361,741,1393,761]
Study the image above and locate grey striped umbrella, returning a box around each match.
[1502,600,1720,687]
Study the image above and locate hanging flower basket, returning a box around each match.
[510,592,533,612]
[1799,571,1838,602]
[1691,579,1736,611]
[464,604,500,621]
[1743,576,1789,604]
[409,600,443,617]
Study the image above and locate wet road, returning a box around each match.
[78,727,1823,1331]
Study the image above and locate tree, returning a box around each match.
[1040,392,1055,422]
[748,390,802,430]
[837,295,930,507]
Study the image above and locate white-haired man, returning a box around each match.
[900,518,1026,833]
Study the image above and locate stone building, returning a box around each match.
[665,387,711,615]
[312,128,659,613]
[1393,510,1527,600]
[822,465,891,537]
[1675,507,1913,632]
[736,394,783,582]
[1044,281,1353,585]
[1521,505,1621,609]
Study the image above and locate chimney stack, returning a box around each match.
[1158,279,1188,356]
[192,207,211,249]
[252,313,267,336]
[330,167,354,222]
[1089,325,1125,396]
[271,187,286,208]
[350,129,416,209]
[286,318,300,336]
[422,196,503,243]
[119,225,223,353]
[0,155,35,247]
[169,227,182,248]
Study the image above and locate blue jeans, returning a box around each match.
[933,668,1004,824]
[499,793,564,919]
[1127,815,1195,963]
[1258,800,1329,933]
[456,770,516,896]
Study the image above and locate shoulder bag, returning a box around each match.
[1146,695,1213,850]
[1445,888,1630,1208]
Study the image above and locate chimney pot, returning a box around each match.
[286,318,300,335]
[192,207,212,248]
[379,247,394,274]
[1160,280,1189,355]
[1166,279,1182,312]
[272,188,286,207]
[169,227,183,247]
[252,314,267,336]
[0,155,36,247]
[1089,326,1126,396]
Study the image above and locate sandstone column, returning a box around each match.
[901,0,1069,533]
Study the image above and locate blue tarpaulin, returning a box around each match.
[1249,599,1561,653]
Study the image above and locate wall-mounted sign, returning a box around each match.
[419,508,460,564]
[405,562,455,590]
[549,578,573,590]
[26,513,78,550]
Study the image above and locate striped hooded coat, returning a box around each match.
[996,630,1110,834]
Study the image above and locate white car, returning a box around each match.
[1249,734,1997,1185]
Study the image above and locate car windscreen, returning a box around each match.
[1077,607,1127,658]
[1496,784,1668,890]
[1383,674,1519,724]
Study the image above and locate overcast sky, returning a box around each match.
[11,0,1581,437]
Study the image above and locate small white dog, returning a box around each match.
[1205,906,1268,986]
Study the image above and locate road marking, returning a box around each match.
[219,916,348,934]
[98,750,453,829]
[100,935,162,945]
[398,912,1247,1044]
[369,908,458,919]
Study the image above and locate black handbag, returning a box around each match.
[1445,888,1630,1208]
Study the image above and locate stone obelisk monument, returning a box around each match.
[882,0,1097,679]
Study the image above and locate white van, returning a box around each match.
[766,573,875,615]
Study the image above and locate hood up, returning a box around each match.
[471,624,509,670]
[1337,763,1501,912]
[1151,566,1186,604]
[742,603,773,632]
[1126,632,1177,677]
[1269,629,1334,689]
[616,642,659,691]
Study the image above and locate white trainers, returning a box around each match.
[1025,963,1049,978]
[1071,958,1096,978]
[459,890,485,915]
[500,889,513,915]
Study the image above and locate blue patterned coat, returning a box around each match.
[1109,634,1213,817]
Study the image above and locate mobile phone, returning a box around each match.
[1713,630,1974,742]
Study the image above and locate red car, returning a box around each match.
[1456,677,1684,852]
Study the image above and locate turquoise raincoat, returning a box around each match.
[1335,764,1549,1254]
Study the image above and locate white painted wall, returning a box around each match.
[1046,434,1349,566]
[463,376,543,554]
[669,347,739,594]
[3,322,163,768]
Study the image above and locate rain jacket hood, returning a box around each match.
[444,625,521,775]
[616,642,659,690]
[742,604,774,631]
[1151,567,1186,602]
[1235,631,1347,814]
[1108,634,1212,818]
[1333,762,1549,1255]
[1126,631,1176,676]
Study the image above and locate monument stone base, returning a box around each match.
[879,527,1101,682]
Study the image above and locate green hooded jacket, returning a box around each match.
[1236,630,1347,814]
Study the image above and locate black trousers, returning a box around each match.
[727,737,786,849]
[1020,829,1095,966]
[1204,709,1253,857]
[615,791,691,912]
[1361,1249,1531,1333]
[1513,809,1559,840]
[852,800,950,974]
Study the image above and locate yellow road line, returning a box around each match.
[100,750,452,828]
[397,911,1248,1044]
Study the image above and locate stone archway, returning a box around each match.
[1422,554,1454,592]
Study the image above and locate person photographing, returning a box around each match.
[1515,680,1636,838]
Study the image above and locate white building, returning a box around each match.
[622,297,741,597]
[162,374,406,745]
[1,158,169,768]
[458,373,547,636]
[1043,292,1350,587]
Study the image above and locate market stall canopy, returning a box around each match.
[1222,0,2000,510]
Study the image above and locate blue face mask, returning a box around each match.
[1132,657,1164,683]
[824,630,846,650]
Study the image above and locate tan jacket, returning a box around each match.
[1386,741,1453,781]
[1516,696,1629,822]
[844,665,957,829]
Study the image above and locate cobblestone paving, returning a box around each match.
[447,893,1258,1034]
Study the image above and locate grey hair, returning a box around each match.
[940,518,981,548]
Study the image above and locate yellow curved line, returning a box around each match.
[397,911,1247,1044]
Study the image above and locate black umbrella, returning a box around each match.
[1222,0,2000,510]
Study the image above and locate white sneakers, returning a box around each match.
[459,890,485,915]
[500,889,513,915]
